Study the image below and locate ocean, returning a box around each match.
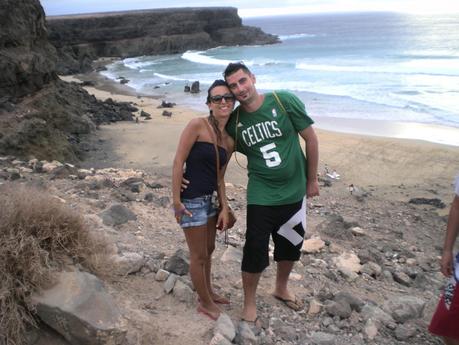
[101,12,459,145]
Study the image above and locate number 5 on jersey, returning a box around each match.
[260,143,282,167]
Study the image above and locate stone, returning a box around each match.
[408,197,446,208]
[164,249,190,275]
[98,203,137,226]
[394,323,417,340]
[310,331,337,345]
[351,226,367,236]
[209,333,233,345]
[382,296,425,323]
[155,269,170,281]
[406,258,417,266]
[111,252,146,275]
[31,270,126,345]
[364,319,378,340]
[333,252,362,280]
[215,313,236,342]
[325,300,352,319]
[392,270,412,287]
[360,304,394,326]
[302,237,325,253]
[172,279,194,305]
[42,161,63,173]
[164,273,178,294]
[237,320,258,344]
[308,299,323,315]
[190,81,200,93]
[334,291,364,312]
[144,192,154,202]
[49,164,79,179]
[361,262,382,278]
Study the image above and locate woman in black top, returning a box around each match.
[172,80,235,320]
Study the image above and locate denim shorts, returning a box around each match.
[180,194,218,228]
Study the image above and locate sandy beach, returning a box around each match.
[62,74,459,193]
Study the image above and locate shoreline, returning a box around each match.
[72,69,459,148]
[314,116,459,148]
[61,73,459,188]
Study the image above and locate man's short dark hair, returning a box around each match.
[223,62,252,79]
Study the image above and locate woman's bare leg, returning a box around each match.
[183,224,220,318]
[203,216,229,303]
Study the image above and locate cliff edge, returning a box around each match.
[0,0,137,161]
[46,7,279,74]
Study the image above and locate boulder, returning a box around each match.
[31,270,126,345]
[164,249,190,275]
[382,296,425,323]
[190,81,200,93]
[98,203,137,226]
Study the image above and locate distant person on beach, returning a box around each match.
[172,80,235,321]
[223,62,319,325]
[429,174,459,345]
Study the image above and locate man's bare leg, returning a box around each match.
[241,271,261,321]
[273,260,295,300]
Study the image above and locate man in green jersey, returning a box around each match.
[223,62,319,324]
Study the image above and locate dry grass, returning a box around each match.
[0,183,106,345]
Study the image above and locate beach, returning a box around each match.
[62,74,459,192]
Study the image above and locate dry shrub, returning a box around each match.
[0,183,106,345]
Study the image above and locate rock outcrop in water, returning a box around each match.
[46,7,279,74]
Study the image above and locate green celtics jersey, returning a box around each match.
[226,91,314,206]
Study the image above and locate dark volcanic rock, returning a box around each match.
[46,7,279,74]
[0,0,58,100]
[0,80,136,161]
[408,197,446,209]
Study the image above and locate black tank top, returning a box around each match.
[181,141,228,199]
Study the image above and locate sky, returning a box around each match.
[41,0,459,17]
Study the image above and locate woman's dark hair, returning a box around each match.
[206,79,228,104]
[206,79,229,143]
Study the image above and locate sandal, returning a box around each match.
[273,294,304,311]
[239,316,263,336]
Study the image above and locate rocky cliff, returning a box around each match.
[46,7,279,74]
[0,0,137,161]
[0,0,57,100]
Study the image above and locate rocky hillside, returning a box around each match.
[0,0,139,161]
[46,7,279,74]
[0,155,449,345]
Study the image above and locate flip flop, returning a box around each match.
[240,316,263,336]
[273,295,304,311]
[196,305,219,321]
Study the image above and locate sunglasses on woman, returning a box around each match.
[210,94,235,104]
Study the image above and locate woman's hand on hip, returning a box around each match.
[173,202,192,223]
